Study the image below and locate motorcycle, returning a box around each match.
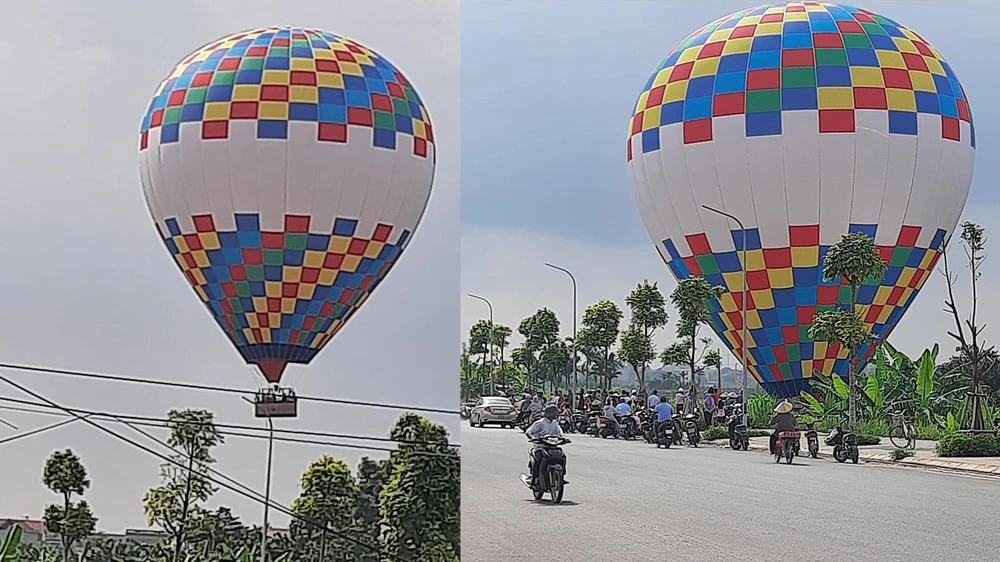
[727,413,749,451]
[682,412,700,447]
[671,413,684,445]
[587,411,602,437]
[826,426,859,464]
[620,413,639,440]
[460,404,471,420]
[655,418,673,449]
[558,412,573,433]
[639,410,656,443]
[774,431,800,464]
[572,411,589,434]
[805,428,820,459]
[519,413,542,433]
[598,416,620,439]
[520,435,570,503]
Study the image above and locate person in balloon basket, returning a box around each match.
[525,405,567,488]
[769,400,797,455]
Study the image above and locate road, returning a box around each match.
[462,425,1000,562]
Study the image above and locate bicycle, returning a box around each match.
[888,409,916,451]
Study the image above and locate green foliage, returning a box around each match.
[381,414,461,561]
[702,426,728,440]
[936,432,1000,457]
[625,280,669,335]
[890,448,914,461]
[468,320,491,358]
[857,435,881,446]
[703,349,721,370]
[42,449,97,562]
[747,393,777,429]
[43,450,90,499]
[857,418,889,438]
[749,429,772,438]
[1,526,21,562]
[915,424,944,440]
[580,300,623,391]
[618,325,654,389]
[809,309,873,352]
[821,231,888,288]
[517,308,561,388]
[290,455,360,561]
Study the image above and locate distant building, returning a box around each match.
[0,518,58,546]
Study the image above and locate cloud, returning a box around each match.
[461,203,1000,368]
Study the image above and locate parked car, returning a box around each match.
[469,396,518,428]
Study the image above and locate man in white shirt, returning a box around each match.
[602,400,620,436]
[525,405,565,487]
[647,390,660,409]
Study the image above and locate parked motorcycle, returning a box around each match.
[774,431,800,464]
[826,426,859,464]
[520,435,570,503]
[671,413,684,445]
[655,418,673,449]
[639,410,656,443]
[598,416,620,439]
[682,412,700,447]
[587,412,602,437]
[620,414,639,441]
[573,411,589,434]
[558,413,573,434]
[727,413,749,451]
[805,428,820,459]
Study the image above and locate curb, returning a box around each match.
[701,438,1000,478]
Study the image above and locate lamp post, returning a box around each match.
[701,205,749,427]
[544,263,578,410]
[467,293,495,395]
[242,397,274,562]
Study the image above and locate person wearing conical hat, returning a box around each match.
[769,400,797,454]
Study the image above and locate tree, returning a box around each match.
[940,221,995,431]
[807,232,887,435]
[704,348,722,391]
[468,320,493,394]
[670,277,725,395]
[142,409,224,562]
[354,457,389,562]
[624,280,669,390]
[490,324,513,371]
[618,325,654,393]
[580,300,623,392]
[42,449,97,562]
[517,309,560,389]
[539,339,572,392]
[290,456,359,562]
[380,414,460,562]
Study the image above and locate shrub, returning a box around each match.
[936,432,1000,457]
[857,435,881,446]
[703,426,728,440]
[749,429,771,438]
[748,393,777,428]
[915,424,943,441]
[858,418,889,437]
[890,448,914,461]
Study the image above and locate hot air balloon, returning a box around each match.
[139,27,435,389]
[626,3,975,398]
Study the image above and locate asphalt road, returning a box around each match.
[462,424,1000,562]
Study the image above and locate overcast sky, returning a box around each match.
[0,0,458,533]
[462,1,998,367]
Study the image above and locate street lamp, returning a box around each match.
[467,293,495,395]
[701,205,750,427]
[544,263,578,410]
[242,396,274,562]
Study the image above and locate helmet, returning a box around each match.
[543,405,559,420]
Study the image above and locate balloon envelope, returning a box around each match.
[139,27,435,384]
[626,3,975,397]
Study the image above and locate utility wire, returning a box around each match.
[0,396,460,449]
[0,414,92,445]
[0,401,459,458]
[0,371,414,562]
[0,361,458,416]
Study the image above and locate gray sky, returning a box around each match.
[0,0,458,533]
[462,0,998,367]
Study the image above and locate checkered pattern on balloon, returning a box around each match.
[627,3,975,398]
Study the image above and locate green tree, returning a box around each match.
[618,325,655,392]
[490,324,513,369]
[380,414,460,562]
[670,277,725,393]
[517,309,560,389]
[539,339,572,392]
[354,457,389,562]
[290,456,360,562]
[624,280,669,390]
[807,232,887,434]
[941,221,995,431]
[580,300,623,392]
[468,320,493,393]
[42,449,97,562]
[142,409,224,562]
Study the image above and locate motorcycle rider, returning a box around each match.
[530,392,545,418]
[525,404,565,488]
[602,398,620,436]
[654,394,674,439]
[515,393,532,425]
[769,399,797,454]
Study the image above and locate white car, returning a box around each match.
[469,396,518,428]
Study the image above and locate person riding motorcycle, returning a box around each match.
[654,394,674,439]
[525,404,565,488]
[530,392,545,418]
[769,400,797,454]
[515,393,532,425]
[602,399,620,435]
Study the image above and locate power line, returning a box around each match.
[0,396,460,449]
[0,414,92,445]
[0,372,418,562]
[0,400,459,458]
[0,362,458,416]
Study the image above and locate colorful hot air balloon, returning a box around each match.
[626,3,975,398]
[139,27,435,384]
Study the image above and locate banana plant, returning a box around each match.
[916,344,939,424]
[1,526,21,562]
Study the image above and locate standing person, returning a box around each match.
[647,389,660,410]
[684,385,697,416]
[703,387,716,428]
[557,392,566,411]
[530,392,544,418]
[674,389,685,413]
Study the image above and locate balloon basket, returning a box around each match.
[254,387,298,418]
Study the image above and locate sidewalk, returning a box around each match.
[705,433,1000,477]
